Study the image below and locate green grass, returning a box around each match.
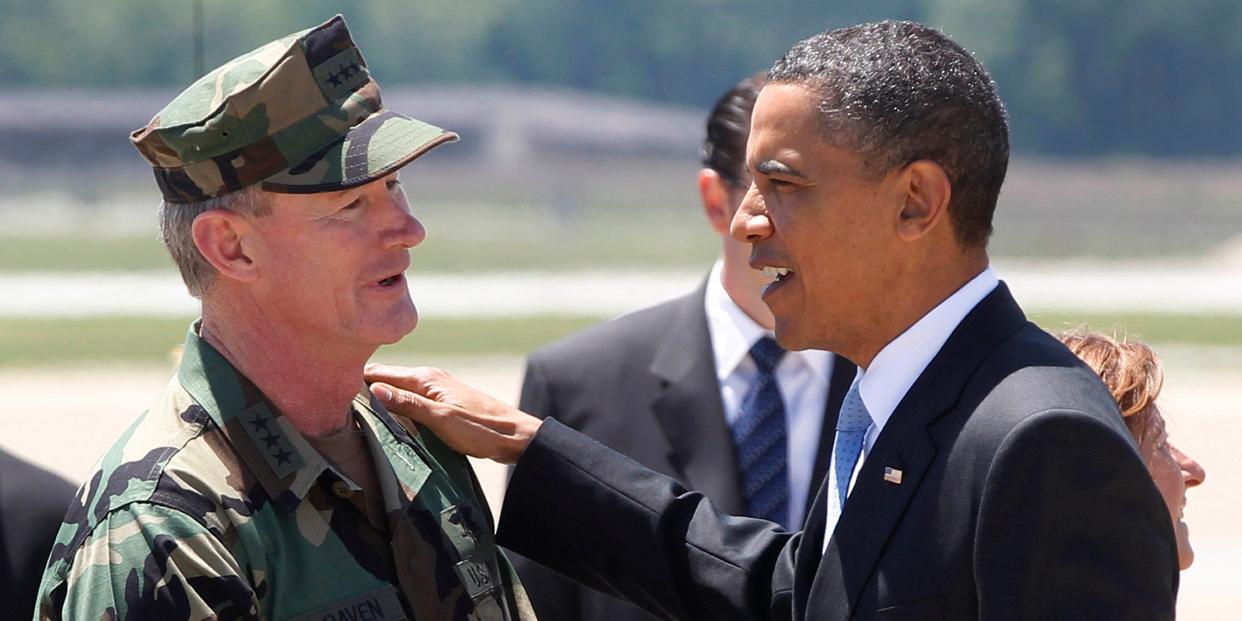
[0,235,173,272]
[0,222,718,273]
[0,200,721,273]
[2,311,1240,369]
[0,315,605,368]
[1027,311,1242,346]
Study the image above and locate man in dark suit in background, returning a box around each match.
[511,74,854,621]
[0,449,76,616]
[369,21,1178,619]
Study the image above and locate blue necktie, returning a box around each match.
[731,336,789,528]
[824,380,870,539]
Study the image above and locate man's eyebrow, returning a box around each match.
[755,159,804,178]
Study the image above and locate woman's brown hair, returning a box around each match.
[1059,331,1164,450]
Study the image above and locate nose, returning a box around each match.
[380,183,426,250]
[1171,443,1206,488]
[730,184,773,243]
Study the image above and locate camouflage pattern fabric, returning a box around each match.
[130,15,456,203]
[34,323,535,621]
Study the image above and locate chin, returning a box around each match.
[368,307,419,345]
[390,313,419,343]
[1177,528,1194,570]
[772,315,811,351]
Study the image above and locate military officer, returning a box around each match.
[34,16,533,621]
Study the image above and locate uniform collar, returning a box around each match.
[177,321,379,512]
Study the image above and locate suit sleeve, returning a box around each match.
[506,356,587,621]
[499,419,795,621]
[517,356,552,422]
[0,459,76,619]
[974,409,1178,620]
[38,502,259,621]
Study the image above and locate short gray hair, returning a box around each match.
[159,185,270,298]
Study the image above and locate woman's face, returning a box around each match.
[1143,411,1206,570]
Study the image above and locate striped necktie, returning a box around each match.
[731,336,790,528]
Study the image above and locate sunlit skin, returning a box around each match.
[730,82,987,367]
[194,172,426,435]
[1142,412,1207,569]
[246,173,424,352]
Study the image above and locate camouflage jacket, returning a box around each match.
[34,325,535,621]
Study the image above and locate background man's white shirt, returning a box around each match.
[704,260,833,526]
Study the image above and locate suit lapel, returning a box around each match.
[807,283,1029,617]
[793,469,831,619]
[649,283,746,515]
[790,353,856,614]
[810,421,937,619]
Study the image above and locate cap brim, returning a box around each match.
[261,109,457,194]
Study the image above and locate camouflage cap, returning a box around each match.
[130,15,457,203]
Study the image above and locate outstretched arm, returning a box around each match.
[365,363,798,621]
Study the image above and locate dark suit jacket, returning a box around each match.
[0,449,77,617]
[512,284,854,621]
[498,283,1179,620]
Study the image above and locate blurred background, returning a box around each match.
[0,1,1238,618]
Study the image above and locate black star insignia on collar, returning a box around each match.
[248,414,270,433]
[261,433,281,450]
[273,448,294,466]
[327,72,343,87]
[337,63,352,79]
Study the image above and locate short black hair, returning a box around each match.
[700,72,767,186]
[768,21,1009,247]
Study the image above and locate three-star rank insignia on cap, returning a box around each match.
[313,47,368,99]
[884,467,903,485]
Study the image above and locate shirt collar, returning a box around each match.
[703,259,831,380]
[857,266,999,432]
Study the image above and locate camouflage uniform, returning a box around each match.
[34,15,536,620]
[35,324,534,620]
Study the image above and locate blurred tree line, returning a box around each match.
[1,0,1238,156]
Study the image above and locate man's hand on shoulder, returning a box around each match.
[366,364,543,465]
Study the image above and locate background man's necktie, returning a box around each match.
[731,336,790,528]
[824,381,870,539]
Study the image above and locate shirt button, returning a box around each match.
[331,480,352,498]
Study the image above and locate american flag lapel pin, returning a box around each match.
[883,467,903,485]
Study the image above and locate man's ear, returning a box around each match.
[191,210,259,283]
[896,159,952,241]
[698,169,734,235]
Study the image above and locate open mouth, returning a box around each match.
[762,266,792,281]
[760,266,794,298]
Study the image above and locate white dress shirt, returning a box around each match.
[704,260,833,526]
[823,266,999,552]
